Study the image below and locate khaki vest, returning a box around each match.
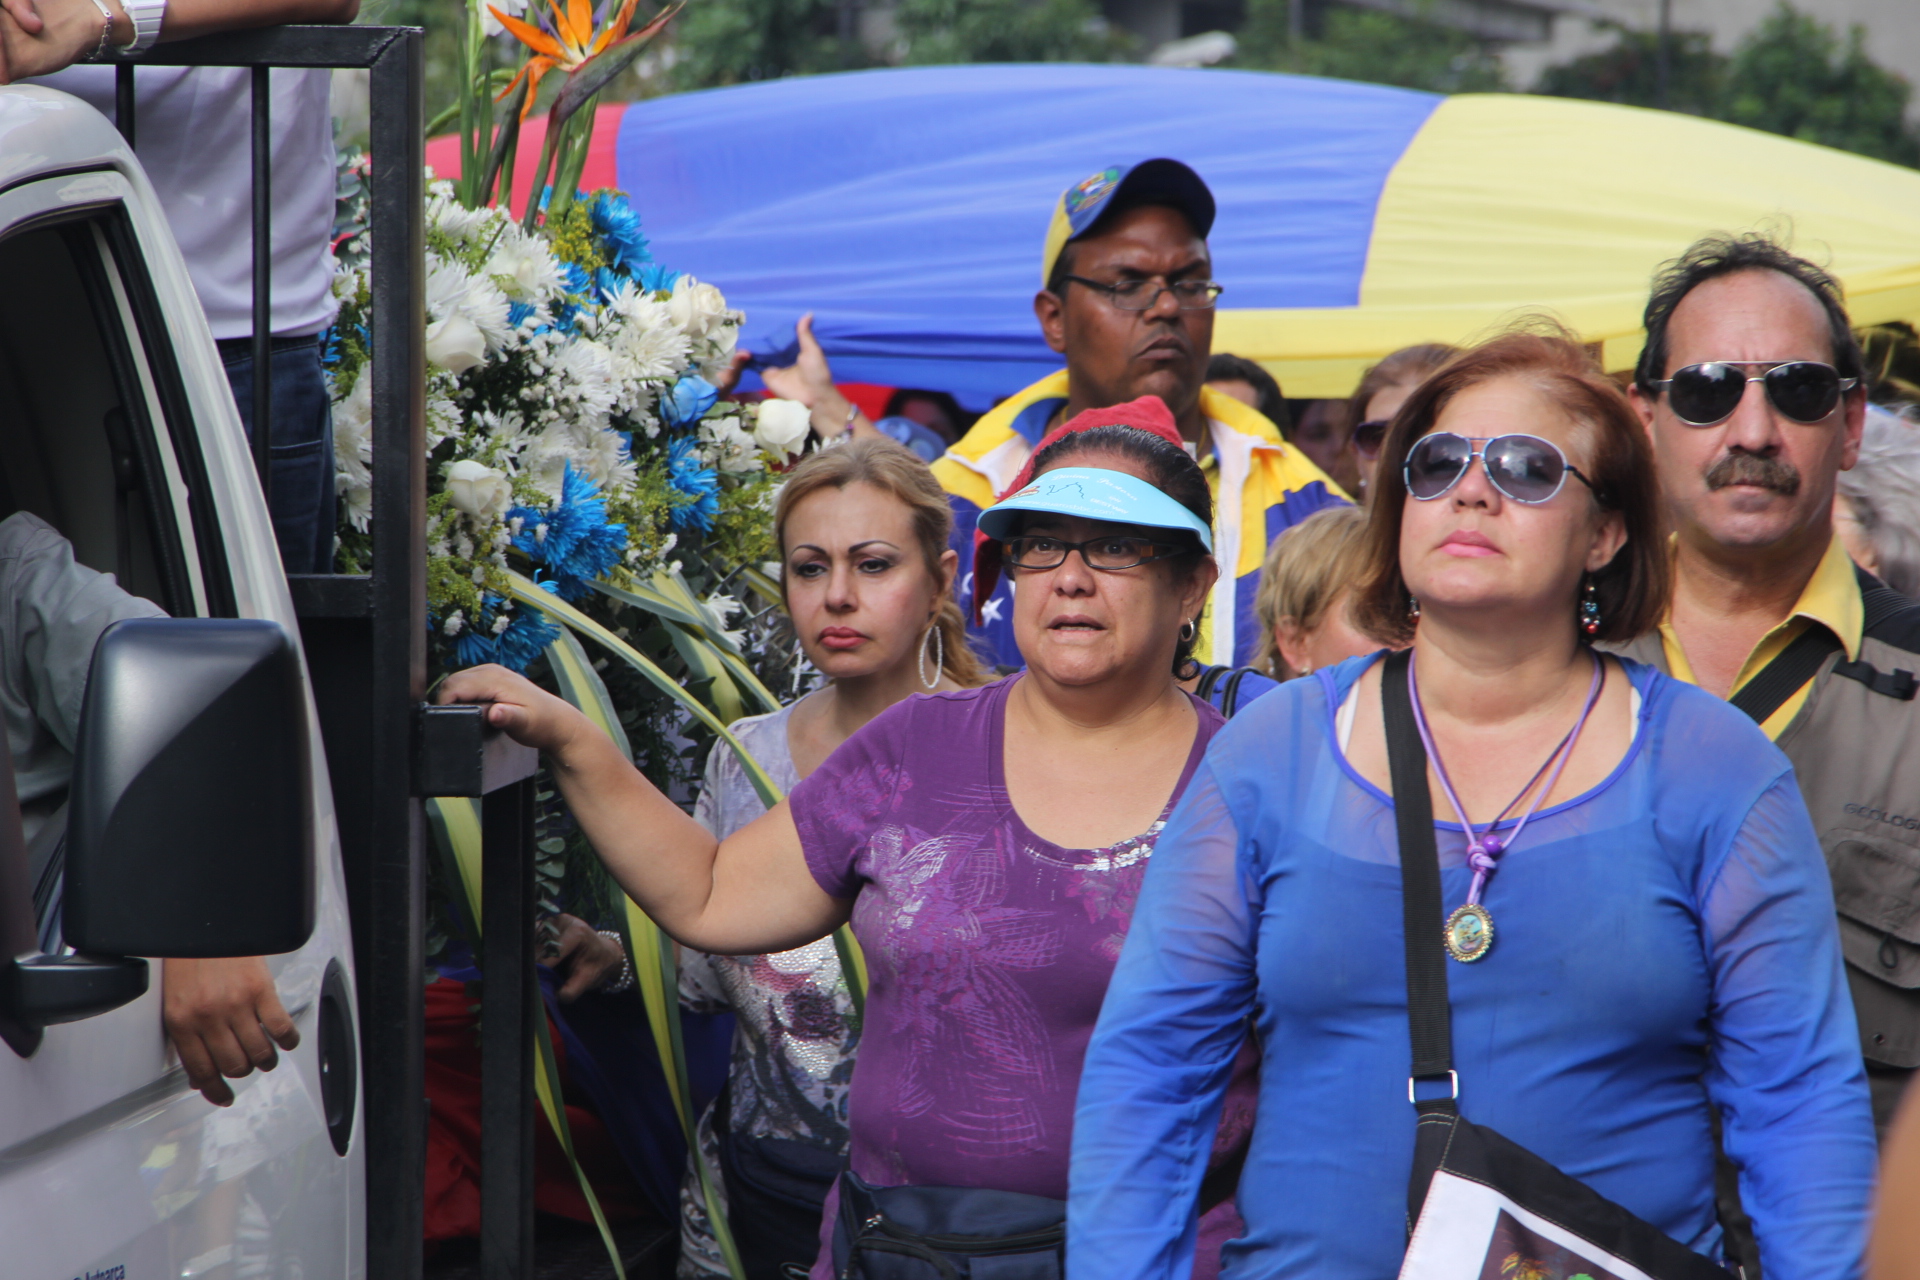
[1614,578,1920,1074]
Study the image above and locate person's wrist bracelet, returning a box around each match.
[80,0,117,62]
[596,930,635,993]
[112,0,166,55]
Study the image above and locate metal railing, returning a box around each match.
[114,28,546,1279]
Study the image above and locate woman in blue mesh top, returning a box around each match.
[1070,331,1876,1279]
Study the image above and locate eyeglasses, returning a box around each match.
[1651,360,1857,427]
[1058,275,1224,311]
[1352,418,1390,461]
[1003,534,1192,571]
[1404,432,1599,505]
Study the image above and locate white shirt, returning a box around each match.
[35,66,338,339]
[0,513,166,842]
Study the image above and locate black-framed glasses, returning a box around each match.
[1404,432,1600,505]
[1058,275,1224,311]
[1352,418,1390,461]
[1651,360,1858,427]
[1003,534,1192,571]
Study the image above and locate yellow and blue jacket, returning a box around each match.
[931,371,1350,670]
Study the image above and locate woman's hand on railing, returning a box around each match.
[439,663,595,760]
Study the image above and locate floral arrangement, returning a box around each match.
[326,176,809,677]
[322,4,828,1271]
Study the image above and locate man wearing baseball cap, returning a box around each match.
[932,158,1348,670]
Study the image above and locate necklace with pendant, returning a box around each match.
[1408,651,1605,963]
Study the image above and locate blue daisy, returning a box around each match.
[666,437,719,532]
[507,462,630,601]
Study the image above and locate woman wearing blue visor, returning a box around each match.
[439,396,1256,1278]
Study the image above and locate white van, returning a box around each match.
[0,85,363,1278]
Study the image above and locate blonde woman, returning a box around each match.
[677,437,984,1278]
[1253,505,1383,679]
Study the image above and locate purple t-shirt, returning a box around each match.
[790,675,1223,1200]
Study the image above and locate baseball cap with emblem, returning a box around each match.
[1039,158,1217,287]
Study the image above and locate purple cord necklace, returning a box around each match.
[1408,650,1606,963]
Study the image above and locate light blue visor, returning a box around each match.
[978,467,1213,552]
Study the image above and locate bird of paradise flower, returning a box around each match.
[482,0,682,223]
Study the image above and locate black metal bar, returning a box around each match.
[362,27,429,1280]
[250,66,272,505]
[285,573,371,618]
[135,24,410,68]
[113,63,134,146]
[480,777,537,1280]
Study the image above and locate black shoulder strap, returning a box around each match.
[1381,650,1454,1093]
[1727,625,1840,725]
[1192,664,1227,701]
[1858,564,1920,653]
[1220,667,1255,718]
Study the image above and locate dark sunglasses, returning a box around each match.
[1651,360,1857,427]
[1404,432,1599,505]
[1002,534,1191,572]
[1352,418,1390,461]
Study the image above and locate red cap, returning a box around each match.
[971,395,1186,624]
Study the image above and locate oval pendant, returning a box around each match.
[1444,903,1494,963]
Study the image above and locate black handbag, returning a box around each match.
[827,1170,1064,1280]
[710,1079,846,1280]
[1381,650,1730,1280]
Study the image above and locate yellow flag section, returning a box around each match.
[1214,94,1920,397]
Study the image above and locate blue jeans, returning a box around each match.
[221,334,337,574]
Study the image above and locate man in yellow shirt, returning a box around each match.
[933,159,1346,671]
[1617,234,1920,1135]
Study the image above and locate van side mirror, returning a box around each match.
[64,618,316,957]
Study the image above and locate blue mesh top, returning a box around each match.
[1069,653,1875,1280]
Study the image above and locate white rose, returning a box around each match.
[443,459,514,521]
[754,398,813,459]
[425,314,488,373]
[668,276,729,339]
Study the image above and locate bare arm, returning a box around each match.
[438,665,850,955]
[1,0,358,86]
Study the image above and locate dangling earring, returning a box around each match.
[1178,619,1197,644]
[1407,595,1421,621]
[918,622,944,690]
[1579,577,1602,637]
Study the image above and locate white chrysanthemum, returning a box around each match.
[425,185,495,246]
[549,337,618,429]
[332,369,374,531]
[608,316,691,386]
[486,227,566,302]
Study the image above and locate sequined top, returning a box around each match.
[681,703,859,1147]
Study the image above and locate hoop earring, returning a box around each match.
[918,622,944,691]
[1178,618,1197,644]
[1579,577,1602,637]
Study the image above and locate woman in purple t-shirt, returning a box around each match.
[443,400,1244,1274]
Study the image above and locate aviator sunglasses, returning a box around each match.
[1404,432,1599,505]
[1650,360,1857,427]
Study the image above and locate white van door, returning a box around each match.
[0,145,362,1277]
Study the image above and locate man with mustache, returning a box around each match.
[1618,234,1920,1138]
[931,160,1346,670]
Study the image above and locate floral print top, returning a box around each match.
[788,676,1222,1198]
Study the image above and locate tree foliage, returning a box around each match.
[1233,1,1507,94]
[668,0,862,86]
[892,0,1130,66]
[1537,3,1919,168]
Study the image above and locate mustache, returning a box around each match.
[1705,451,1801,496]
